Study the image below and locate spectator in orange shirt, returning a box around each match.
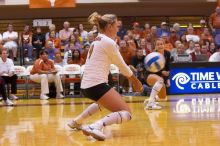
[161,33,173,52]
[200,28,213,45]
[119,40,135,65]
[209,6,220,35]
[150,26,158,42]
[45,31,61,50]
[131,22,142,41]
[30,50,64,100]
[196,19,207,35]
[141,23,151,38]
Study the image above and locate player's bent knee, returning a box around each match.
[117,110,132,123]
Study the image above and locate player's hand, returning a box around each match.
[128,74,143,92]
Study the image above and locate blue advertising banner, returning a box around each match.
[170,67,220,94]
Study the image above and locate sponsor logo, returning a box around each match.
[172,73,190,90]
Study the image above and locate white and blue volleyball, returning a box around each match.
[144,52,165,73]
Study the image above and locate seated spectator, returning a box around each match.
[67,49,84,65]
[119,40,136,92]
[78,23,88,43]
[186,40,195,54]
[81,42,90,62]
[150,26,159,42]
[0,77,13,106]
[0,49,18,101]
[145,33,154,53]
[209,42,217,54]
[129,49,148,94]
[45,31,61,50]
[196,19,207,35]
[45,24,59,40]
[123,34,137,51]
[171,40,181,58]
[3,24,18,61]
[64,43,76,64]
[117,20,127,40]
[190,42,201,61]
[32,27,45,59]
[172,43,192,62]
[65,34,81,52]
[201,44,212,57]
[169,28,180,47]
[173,23,185,37]
[157,22,170,37]
[161,33,173,52]
[59,21,72,46]
[141,23,151,38]
[200,28,213,45]
[180,35,189,49]
[54,50,65,66]
[30,50,64,100]
[131,22,142,41]
[139,38,151,55]
[45,41,57,60]
[186,26,200,42]
[19,24,33,62]
[87,31,95,44]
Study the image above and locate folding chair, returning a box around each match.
[61,64,81,96]
[26,65,41,98]
[13,66,28,98]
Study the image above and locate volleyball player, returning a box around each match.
[68,12,143,141]
[144,38,171,110]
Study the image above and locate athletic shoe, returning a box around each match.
[82,125,106,141]
[144,99,159,106]
[56,93,64,99]
[4,99,14,106]
[145,102,162,110]
[10,94,19,100]
[67,120,82,130]
[40,94,50,100]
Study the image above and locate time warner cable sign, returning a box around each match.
[170,68,220,94]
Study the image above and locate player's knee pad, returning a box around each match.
[93,103,102,111]
[152,80,164,92]
[117,110,132,124]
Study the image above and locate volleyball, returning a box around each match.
[144,52,165,73]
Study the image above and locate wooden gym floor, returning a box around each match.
[0,94,220,146]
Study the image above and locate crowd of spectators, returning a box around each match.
[1,7,220,105]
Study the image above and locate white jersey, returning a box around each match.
[81,34,133,89]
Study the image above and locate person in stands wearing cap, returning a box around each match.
[195,19,207,35]
[157,22,170,37]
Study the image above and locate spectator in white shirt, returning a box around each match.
[2,24,18,61]
[0,49,18,101]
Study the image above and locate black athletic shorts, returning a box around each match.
[81,83,112,101]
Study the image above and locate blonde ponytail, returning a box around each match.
[88,12,101,26]
[88,12,117,31]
